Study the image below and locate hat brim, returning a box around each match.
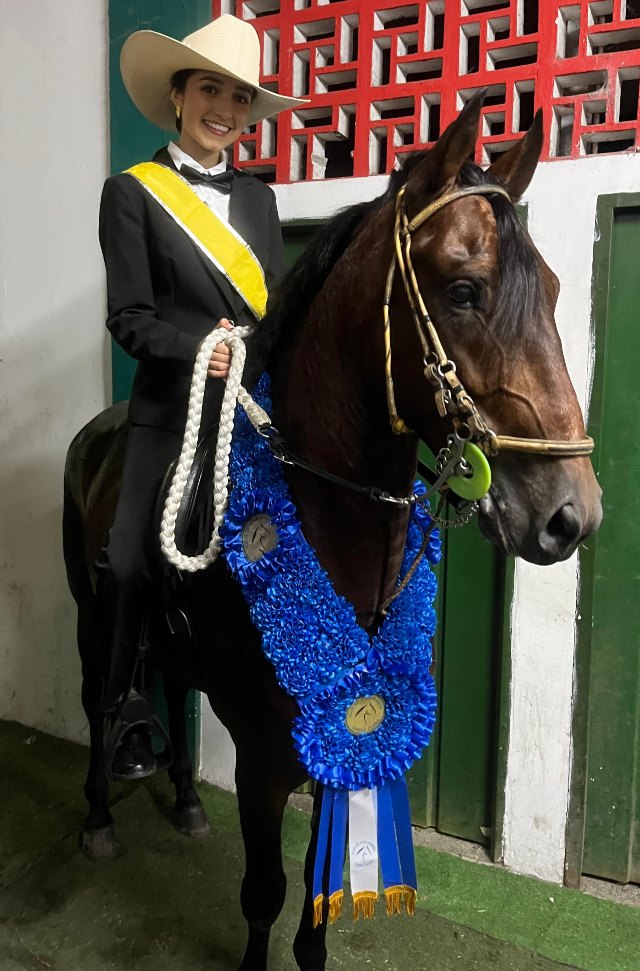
[120,30,306,130]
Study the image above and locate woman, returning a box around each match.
[99,14,304,780]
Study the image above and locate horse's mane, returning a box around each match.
[245,151,541,386]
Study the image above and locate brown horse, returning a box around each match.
[63,94,602,971]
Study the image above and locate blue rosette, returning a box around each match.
[221,489,300,590]
[293,652,437,791]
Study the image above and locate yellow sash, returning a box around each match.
[125,162,268,320]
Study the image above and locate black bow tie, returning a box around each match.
[179,165,234,193]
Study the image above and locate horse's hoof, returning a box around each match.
[80,825,122,861]
[173,802,210,838]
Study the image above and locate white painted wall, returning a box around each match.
[200,153,640,883]
[0,1,109,741]
[503,152,640,883]
[200,706,237,791]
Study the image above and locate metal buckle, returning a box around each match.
[368,487,413,507]
[258,425,295,465]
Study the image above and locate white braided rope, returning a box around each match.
[159,325,271,572]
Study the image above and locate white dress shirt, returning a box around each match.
[167,141,231,225]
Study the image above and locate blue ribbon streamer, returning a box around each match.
[377,784,403,892]
[313,787,333,907]
[390,777,417,892]
[329,791,348,900]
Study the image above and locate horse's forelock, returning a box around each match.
[455,162,544,341]
[399,154,544,342]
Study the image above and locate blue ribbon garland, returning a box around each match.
[221,374,442,919]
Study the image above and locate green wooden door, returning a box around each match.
[407,505,510,853]
[573,198,640,885]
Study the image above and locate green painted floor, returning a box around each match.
[1,720,638,971]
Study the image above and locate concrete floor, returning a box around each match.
[1,720,638,971]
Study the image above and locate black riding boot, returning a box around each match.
[103,641,172,783]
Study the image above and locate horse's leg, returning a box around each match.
[293,786,328,971]
[235,749,291,971]
[77,606,121,861]
[164,677,210,836]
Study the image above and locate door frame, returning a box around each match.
[564,192,640,888]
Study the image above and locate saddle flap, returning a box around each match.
[155,431,217,564]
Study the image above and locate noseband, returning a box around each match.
[383,184,595,476]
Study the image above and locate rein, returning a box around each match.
[258,425,472,511]
[383,183,595,460]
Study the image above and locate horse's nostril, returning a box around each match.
[540,502,582,554]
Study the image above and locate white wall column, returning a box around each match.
[503,153,640,882]
[0,0,109,741]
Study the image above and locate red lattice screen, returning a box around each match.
[211,0,640,181]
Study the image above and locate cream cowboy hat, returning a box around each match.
[120,14,306,130]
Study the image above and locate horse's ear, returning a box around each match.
[487,109,544,201]
[405,89,486,195]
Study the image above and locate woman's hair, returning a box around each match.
[170,69,197,133]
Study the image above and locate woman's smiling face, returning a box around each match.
[171,70,253,167]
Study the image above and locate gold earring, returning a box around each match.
[176,105,182,120]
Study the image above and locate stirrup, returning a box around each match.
[104,688,173,783]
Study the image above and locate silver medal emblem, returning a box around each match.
[242,514,279,562]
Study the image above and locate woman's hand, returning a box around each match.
[207,318,234,379]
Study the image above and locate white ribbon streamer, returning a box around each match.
[348,788,379,900]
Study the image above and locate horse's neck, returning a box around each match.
[271,236,417,631]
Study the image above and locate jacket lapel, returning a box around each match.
[228,174,264,263]
[152,145,176,170]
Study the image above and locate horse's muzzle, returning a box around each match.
[478,476,603,565]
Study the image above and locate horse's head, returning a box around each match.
[389,94,602,565]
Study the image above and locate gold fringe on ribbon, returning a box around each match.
[316,887,415,926]
[328,890,344,924]
[404,885,417,916]
[384,885,404,915]
[384,885,417,916]
[313,890,345,926]
[313,894,324,929]
[352,891,378,921]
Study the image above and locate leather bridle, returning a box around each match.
[256,181,594,518]
[383,183,595,459]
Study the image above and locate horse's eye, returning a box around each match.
[448,282,478,308]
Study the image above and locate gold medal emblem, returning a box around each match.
[345,695,386,735]
[241,514,279,562]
